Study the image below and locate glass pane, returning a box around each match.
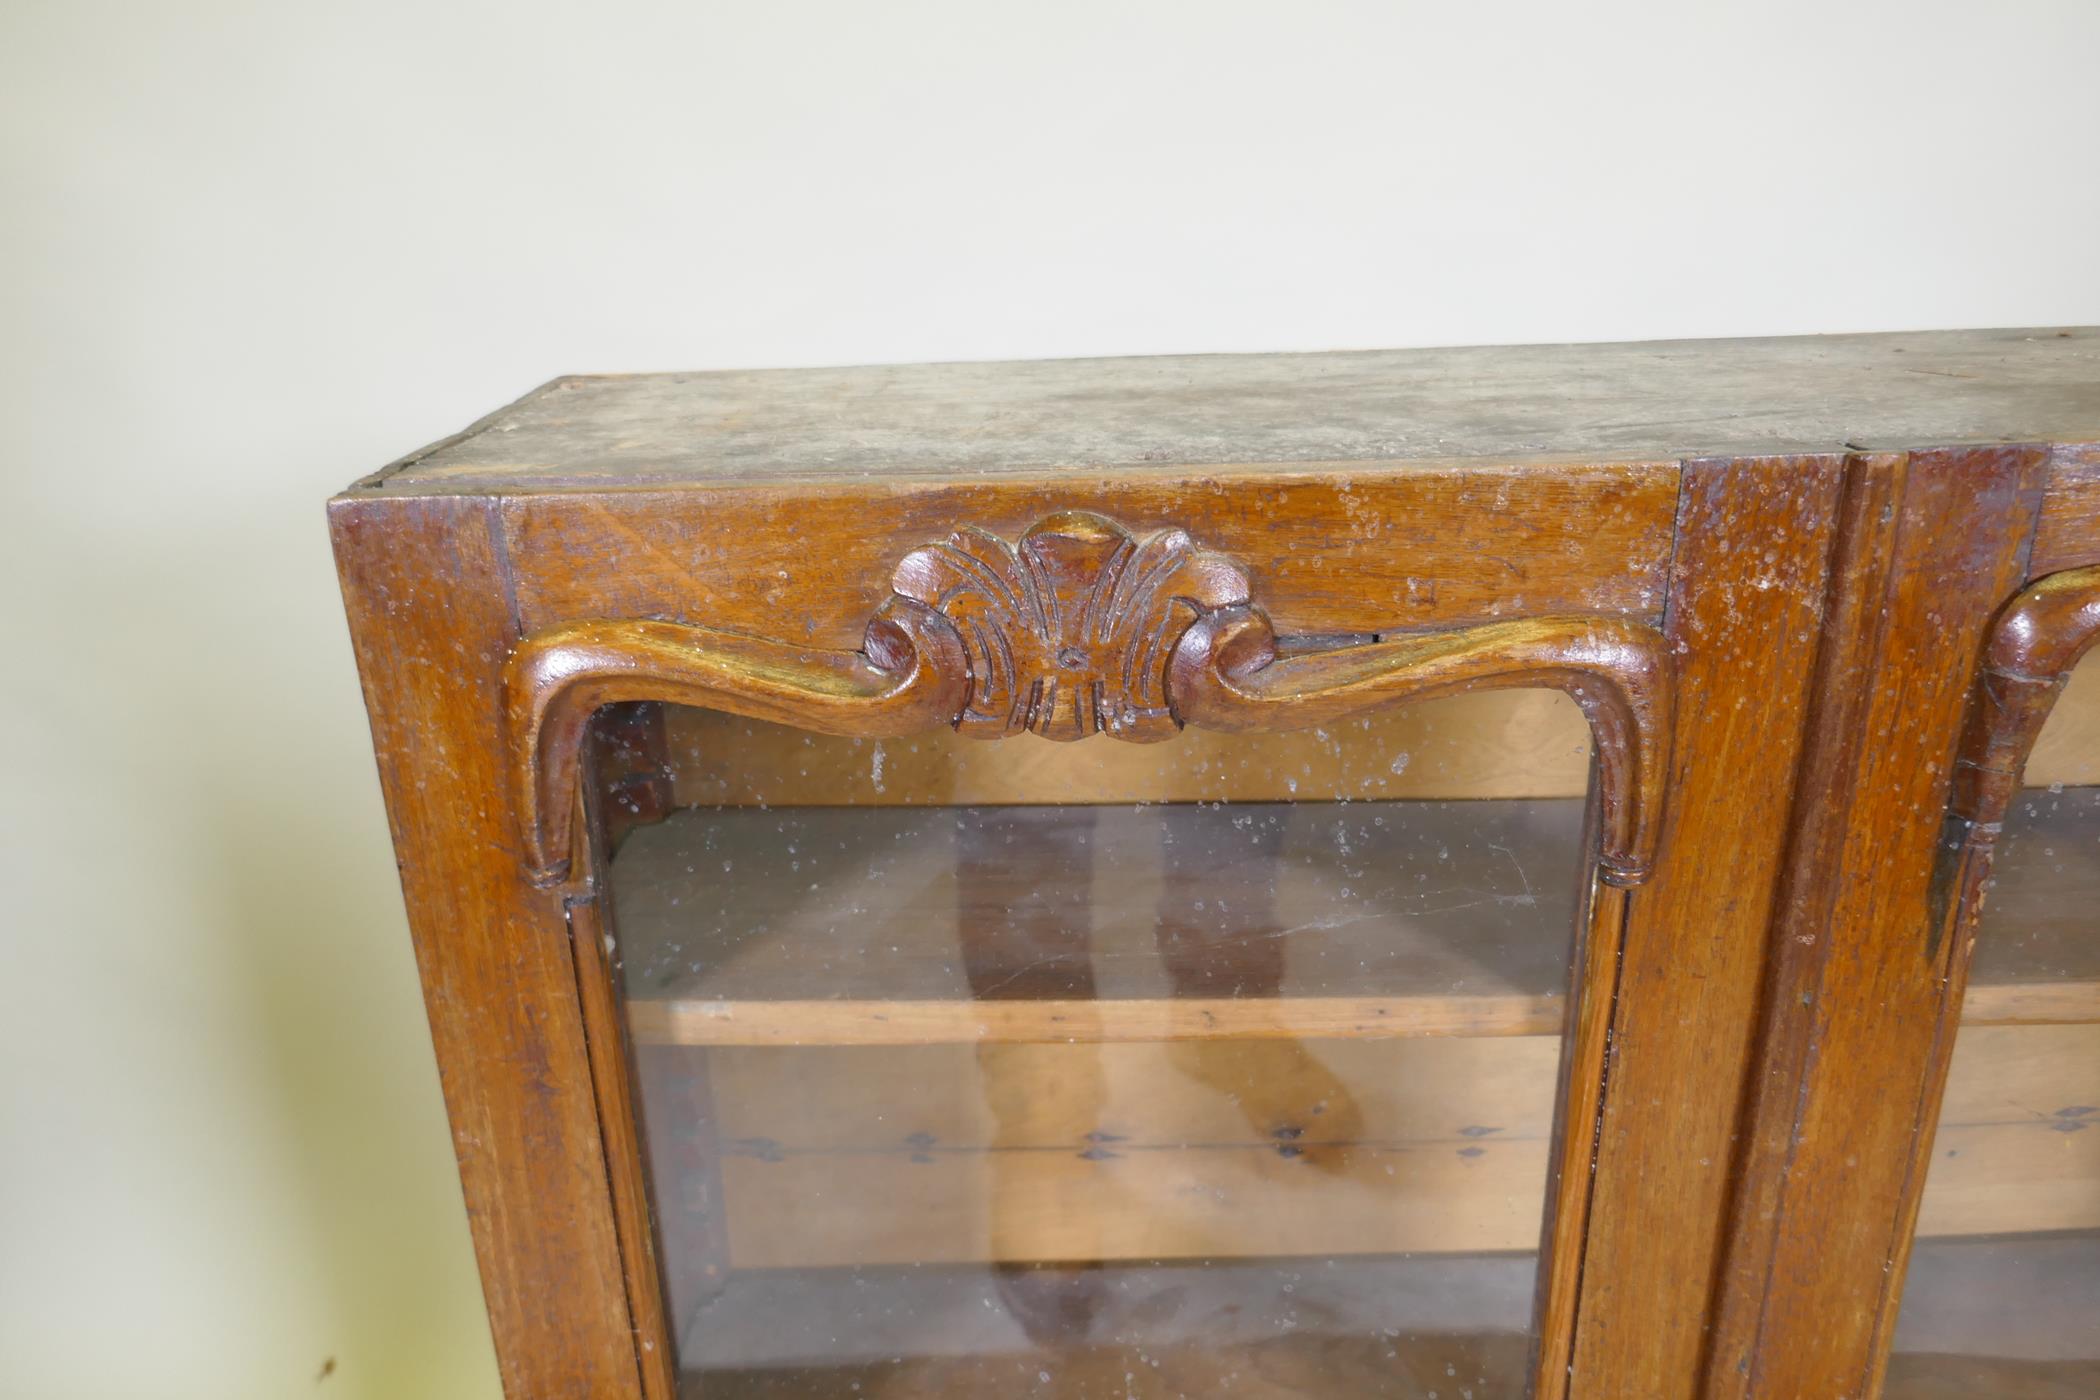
[602,693,1598,1397]
[1887,653,2100,1397]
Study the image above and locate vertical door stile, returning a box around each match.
[1572,459,1851,1397]
[1705,447,2048,1400]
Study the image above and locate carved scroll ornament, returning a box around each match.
[506,511,1673,887]
[887,512,1250,741]
[1932,565,2100,942]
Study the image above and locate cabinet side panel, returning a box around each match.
[1571,459,1847,1396]
[1713,447,2046,1400]
[330,496,640,1398]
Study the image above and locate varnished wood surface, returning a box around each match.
[328,333,2100,1400]
[505,608,968,884]
[1712,450,2048,1400]
[507,509,1670,890]
[2029,443,2100,576]
[1708,455,1916,1391]
[1171,608,1668,884]
[330,497,642,1396]
[888,511,1252,742]
[496,468,1680,654]
[361,327,2099,493]
[502,505,1673,898]
[1565,460,1847,1397]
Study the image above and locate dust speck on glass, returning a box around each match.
[597,689,1599,1397]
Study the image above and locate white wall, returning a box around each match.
[2,2,2096,1396]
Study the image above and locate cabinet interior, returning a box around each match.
[592,658,2100,1391]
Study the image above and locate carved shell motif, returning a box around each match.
[888,511,1252,741]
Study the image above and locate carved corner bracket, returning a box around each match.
[1933,565,2100,941]
[505,510,1673,889]
[1948,566,2100,831]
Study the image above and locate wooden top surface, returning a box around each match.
[363,327,2100,494]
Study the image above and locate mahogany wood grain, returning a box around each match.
[513,496,1660,1390]
[1707,448,2048,1400]
[506,609,969,885]
[330,496,642,1398]
[1858,563,2100,1399]
[329,331,2100,1400]
[496,467,1678,652]
[509,511,1670,896]
[1570,458,1849,1397]
[1702,455,1908,1394]
[2030,444,2100,576]
[1172,609,1668,884]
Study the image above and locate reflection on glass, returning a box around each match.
[1887,661,2100,1397]
[607,695,1595,1397]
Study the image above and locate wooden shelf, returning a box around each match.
[673,1255,1536,1397]
[614,794,2100,1276]
[626,993,1564,1046]
[612,797,1588,1047]
[631,1026,2097,1272]
[610,793,2100,1046]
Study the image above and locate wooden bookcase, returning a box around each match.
[332,328,2100,1398]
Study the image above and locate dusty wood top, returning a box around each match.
[361,327,2100,494]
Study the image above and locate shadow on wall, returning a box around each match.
[0,500,501,1400]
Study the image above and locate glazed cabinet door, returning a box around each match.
[1704,449,2098,1400]
[1876,473,2100,1398]
[335,462,1843,1399]
[1883,580,2100,1396]
[540,505,1672,1399]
